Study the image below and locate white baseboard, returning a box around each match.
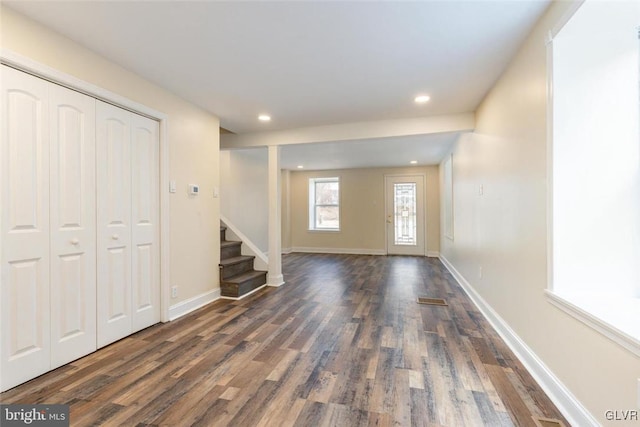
[438,255,598,427]
[291,247,386,256]
[168,288,220,321]
[282,247,293,255]
[219,284,267,301]
[266,273,285,287]
[427,251,440,258]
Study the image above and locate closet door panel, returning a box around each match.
[49,84,97,368]
[96,101,132,348]
[131,114,160,332]
[1,66,51,391]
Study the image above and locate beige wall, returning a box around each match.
[1,6,221,304]
[281,169,292,251]
[440,1,640,425]
[289,166,439,255]
[219,149,268,252]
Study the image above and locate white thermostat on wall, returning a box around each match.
[189,184,199,195]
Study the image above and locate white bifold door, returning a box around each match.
[49,83,97,369]
[1,65,53,389]
[1,66,160,391]
[1,66,97,386]
[96,101,160,348]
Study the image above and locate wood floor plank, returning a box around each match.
[307,370,338,403]
[265,348,300,382]
[486,364,539,427]
[321,402,369,427]
[294,400,328,426]
[153,384,226,427]
[0,253,569,427]
[256,396,306,427]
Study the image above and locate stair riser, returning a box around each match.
[221,273,267,298]
[220,229,226,242]
[221,244,242,260]
[220,259,255,280]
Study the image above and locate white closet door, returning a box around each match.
[96,101,132,348]
[49,84,97,368]
[0,66,51,390]
[131,114,160,332]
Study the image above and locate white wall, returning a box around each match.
[220,148,269,253]
[1,6,221,306]
[440,1,640,425]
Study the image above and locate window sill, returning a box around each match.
[307,229,341,233]
[545,290,640,357]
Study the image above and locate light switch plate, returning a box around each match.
[169,180,176,193]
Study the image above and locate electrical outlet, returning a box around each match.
[171,286,178,298]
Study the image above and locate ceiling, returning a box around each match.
[6,0,550,135]
[280,132,459,170]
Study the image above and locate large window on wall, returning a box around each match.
[548,0,640,355]
[309,177,340,231]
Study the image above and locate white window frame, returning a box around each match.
[308,177,340,231]
[545,0,640,357]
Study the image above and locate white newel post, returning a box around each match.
[267,145,284,287]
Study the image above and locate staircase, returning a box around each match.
[219,224,268,299]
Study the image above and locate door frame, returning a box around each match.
[1,49,171,322]
[384,173,428,256]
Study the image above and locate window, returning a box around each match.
[309,177,340,231]
[548,0,640,355]
[393,183,417,245]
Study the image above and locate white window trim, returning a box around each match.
[545,291,640,358]
[308,176,341,232]
[544,1,640,357]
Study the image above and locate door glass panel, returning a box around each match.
[394,183,417,246]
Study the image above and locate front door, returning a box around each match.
[385,175,425,256]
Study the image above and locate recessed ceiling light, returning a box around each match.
[258,114,271,122]
[410,160,418,164]
[297,165,304,169]
[414,95,430,104]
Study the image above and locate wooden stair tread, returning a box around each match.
[220,240,241,248]
[219,255,254,267]
[219,221,266,299]
[222,270,267,284]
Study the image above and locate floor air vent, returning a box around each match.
[533,417,566,427]
[417,297,448,306]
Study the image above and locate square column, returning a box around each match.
[267,145,284,287]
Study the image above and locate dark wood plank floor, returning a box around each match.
[1,254,568,426]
